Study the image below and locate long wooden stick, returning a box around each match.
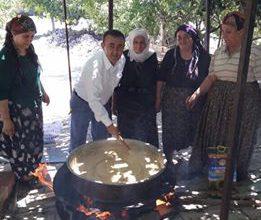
[118,135,131,150]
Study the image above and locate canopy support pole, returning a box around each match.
[62,0,73,96]
[205,0,211,52]
[220,1,257,219]
[108,0,113,30]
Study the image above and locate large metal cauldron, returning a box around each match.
[67,139,166,204]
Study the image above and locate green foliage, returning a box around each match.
[23,0,80,23]
[0,0,26,28]
[0,0,260,44]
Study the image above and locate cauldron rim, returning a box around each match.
[67,138,166,186]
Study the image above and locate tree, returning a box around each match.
[2,0,259,45]
[0,0,25,28]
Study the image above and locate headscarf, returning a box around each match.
[6,14,37,35]
[222,11,245,31]
[173,24,204,80]
[3,14,39,87]
[127,28,154,63]
[4,15,38,66]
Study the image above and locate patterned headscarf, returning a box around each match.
[127,28,154,63]
[174,24,204,80]
[222,11,245,31]
[6,15,37,35]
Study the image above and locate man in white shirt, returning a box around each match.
[70,29,126,150]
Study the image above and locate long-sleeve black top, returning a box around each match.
[158,46,211,89]
[115,50,159,109]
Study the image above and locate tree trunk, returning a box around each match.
[159,18,165,47]
[51,17,55,32]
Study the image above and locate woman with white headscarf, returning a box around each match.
[114,28,159,147]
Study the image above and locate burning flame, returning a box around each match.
[156,191,175,207]
[96,211,112,220]
[77,205,111,220]
[32,163,53,190]
[155,191,175,217]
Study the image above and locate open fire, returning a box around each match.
[26,161,178,220]
[155,191,176,217]
[32,163,53,190]
[31,162,177,219]
[75,191,176,220]
[57,176,176,219]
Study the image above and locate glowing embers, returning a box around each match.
[77,204,111,220]
[77,195,112,220]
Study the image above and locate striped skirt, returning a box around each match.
[189,80,261,178]
[0,101,43,179]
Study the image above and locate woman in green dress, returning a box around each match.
[0,15,50,183]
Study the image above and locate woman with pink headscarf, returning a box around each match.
[187,12,261,180]
[0,15,49,184]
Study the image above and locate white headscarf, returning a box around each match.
[127,28,154,63]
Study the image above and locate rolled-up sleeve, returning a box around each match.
[83,60,112,127]
[0,54,12,100]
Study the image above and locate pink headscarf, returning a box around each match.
[6,15,37,35]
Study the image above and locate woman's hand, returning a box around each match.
[186,92,199,110]
[2,118,15,137]
[42,92,50,106]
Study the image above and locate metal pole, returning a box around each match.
[62,0,73,96]
[220,1,257,219]
[108,0,113,30]
[205,0,211,53]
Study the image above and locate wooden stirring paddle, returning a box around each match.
[118,135,131,150]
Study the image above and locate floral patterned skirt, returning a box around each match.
[161,86,204,152]
[0,101,43,179]
[189,80,261,178]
